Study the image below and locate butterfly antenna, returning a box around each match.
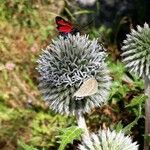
[81,19,94,29]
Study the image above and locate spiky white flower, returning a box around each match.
[77,0,96,6]
[78,129,139,150]
[37,33,111,115]
[121,23,150,80]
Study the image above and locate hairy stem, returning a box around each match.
[76,113,91,141]
[144,77,150,150]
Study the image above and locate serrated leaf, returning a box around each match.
[18,140,38,150]
[115,121,124,132]
[122,117,140,134]
[126,94,147,107]
[58,126,83,150]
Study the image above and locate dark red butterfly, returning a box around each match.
[55,16,79,36]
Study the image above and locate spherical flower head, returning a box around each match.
[37,33,111,115]
[77,0,96,6]
[78,129,139,150]
[121,23,150,80]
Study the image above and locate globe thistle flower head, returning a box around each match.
[77,0,96,6]
[37,33,111,115]
[121,23,150,80]
[78,129,139,150]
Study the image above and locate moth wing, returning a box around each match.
[57,25,73,33]
[55,16,73,32]
[55,16,72,26]
[73,78,98,97]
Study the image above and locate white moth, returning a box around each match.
[73,77,98,97]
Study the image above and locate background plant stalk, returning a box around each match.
[144,77,150,150]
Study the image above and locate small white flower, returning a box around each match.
[79,129,139,150]
[121,23,150,80]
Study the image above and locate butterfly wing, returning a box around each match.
[55,16,74,33]
[73,78,98,98]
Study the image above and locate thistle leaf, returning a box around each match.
[122,117,140,134]
[126,94,147,107]
[18,140,38,150]
[58,126,83,150]
[114,121,124,132]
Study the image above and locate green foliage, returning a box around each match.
[108,61,128,103]
[108,59,144,103]
[30,111,74,148]
[90,26,113,43]
[18,140,38,150]
[114,112,142,134]
[121,94,146,134]
[106,58,145,135]
[126,94,147,108]
[58,126,83,150]
[0,0,51,27]
[114,121,124,133]
[0,92,9,102]
[109,60,129,100]
[0,100,75,150]
[0,0,55,43]
[122,117,140,134]
[144,134,150,145]
[115,109,142,135]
